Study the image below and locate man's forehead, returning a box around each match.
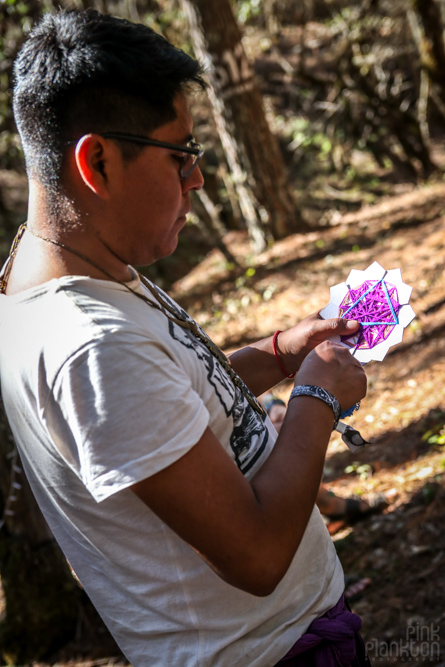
[174,92,194,132]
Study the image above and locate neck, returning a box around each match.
[27,179,78,235]
[26,181,133,283]
[27,225,134,284]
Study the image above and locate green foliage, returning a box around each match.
[261,283,277,301]
[421,481,440,504]
[426,429,445,446]
[234,0,261,25]
[235,266,255,288]
[422,412,445,447]
[344,462,373,480]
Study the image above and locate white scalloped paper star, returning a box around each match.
[319,261,415,363]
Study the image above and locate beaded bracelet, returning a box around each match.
[272,330,296,379]
[289,384,342,429]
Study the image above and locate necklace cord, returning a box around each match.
[2,224,265,417]
[0,222,27,294]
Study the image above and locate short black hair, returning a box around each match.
[13,9,206,192]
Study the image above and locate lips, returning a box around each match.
[176,208,190,224]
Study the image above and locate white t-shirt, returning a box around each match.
[0,272,343,667]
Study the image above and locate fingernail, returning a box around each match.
[345,319,359,329]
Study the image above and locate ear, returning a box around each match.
[74,134,113,198]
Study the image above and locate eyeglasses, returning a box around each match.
[101,132,204,179]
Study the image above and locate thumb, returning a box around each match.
[322,317,360,336]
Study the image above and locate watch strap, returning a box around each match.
[289,384,342,429]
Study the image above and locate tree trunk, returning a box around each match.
[412,0,445,106]
[181,0,306,245]
[263,0,280,35]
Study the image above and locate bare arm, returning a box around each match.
[228,313,360,397]
[132,341,366,597]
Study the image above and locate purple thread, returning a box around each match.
[339,280,400,350]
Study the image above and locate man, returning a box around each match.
[0,10,367,666]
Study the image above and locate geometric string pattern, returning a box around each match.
[339,278,400,350]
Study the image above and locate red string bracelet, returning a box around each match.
[272,330,296,379]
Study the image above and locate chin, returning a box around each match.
[153,237,180,263]
[131,234,179,266]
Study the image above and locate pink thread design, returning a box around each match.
[339,279,400,350]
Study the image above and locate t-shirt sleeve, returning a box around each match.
[45,332,210,502]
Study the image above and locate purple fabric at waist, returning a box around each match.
[275,594,362,667]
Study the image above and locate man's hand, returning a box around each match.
[228,313,361,398]
[276,313,360,377]
[295,340,367,411]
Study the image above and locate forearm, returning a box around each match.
[228,332,295,397]
[197,342,366,593]
[230,329,302,396]
[228,315,360,397]
[244,396,334,590]
[133,398,335,597]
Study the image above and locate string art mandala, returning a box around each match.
[339,278,400,350]
[320,261,415,363]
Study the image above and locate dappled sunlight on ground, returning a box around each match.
[171,181,445,664]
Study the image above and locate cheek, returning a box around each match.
[150,175,183,213]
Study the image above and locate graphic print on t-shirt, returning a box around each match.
[230,387,269,474]
[150,284,269,475]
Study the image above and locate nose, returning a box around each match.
[182,165,204,193]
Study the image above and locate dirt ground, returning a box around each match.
[168,181,445,667]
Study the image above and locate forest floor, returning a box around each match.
[25,178,445,667]
[171,180,445,667]
[2,16,445,667]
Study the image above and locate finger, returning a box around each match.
[323,317,360,335]
[332,344,364,368]
[306,317,360,340]
[321,342,366,372]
